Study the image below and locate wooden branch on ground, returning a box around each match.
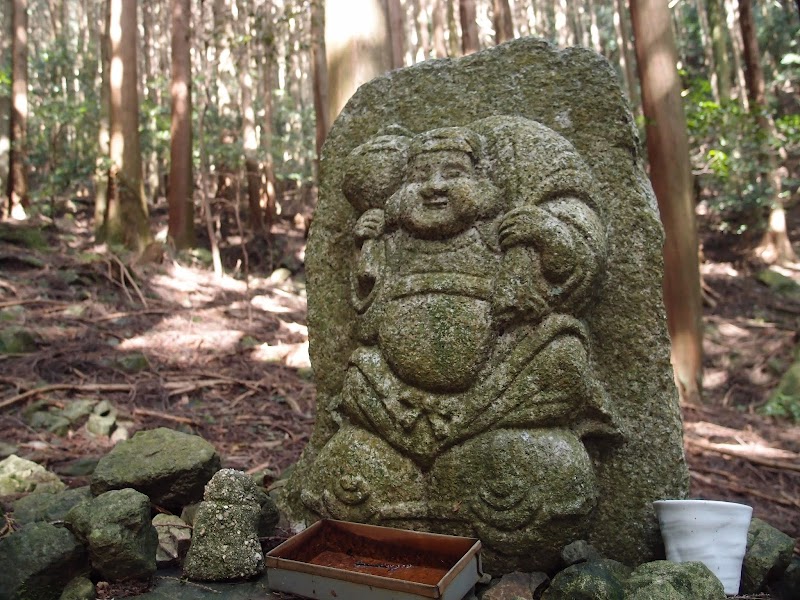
[0,298,70,309]
[686,436,800,473]
[132,408,200,426]
[0,383,134,411]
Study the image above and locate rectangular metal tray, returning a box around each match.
[265,519,482,600]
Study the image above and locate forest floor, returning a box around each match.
[0,198,799,597]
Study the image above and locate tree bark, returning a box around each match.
[0,0,12,215]
[459,0,479,54]
[106,0,151,251]
[167,0,194,249]
[387,0,406,68]
[613,0,639,115]
[432,0,447,57]
[707,0,732,101]
[493,0,514,44]
[696,0,720,102]
[6,0,29,219]
[739,0,796,263]
[311,0,329,158]
[94,0,111,238]
[325,0,392,126]
[238,1,263,235]
[630,0,704,405]
[412,0,432,60]
[726,0,749,110]
[446,0,461,57]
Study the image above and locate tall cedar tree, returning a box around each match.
[5,0,28,219]
[168,0,195,248]
[630,0,704,404]
[459,0,479,54]
[103,0,151,251]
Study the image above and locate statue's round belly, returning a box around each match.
[379,294,493,393]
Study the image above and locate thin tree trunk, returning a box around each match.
[107,0,151,251]
[459,0,479,54]
[167,0,194,249]
[555,0,572,47]
[586,0,602,53]
[433,0,447,57]
[94,0,111,238]
[739,0,796,263]
[493,0,514,44]
[614,0,639,115]
[0,0,13,215]
[412,0,432,60]
[708,0,732,101]
[238,0,263,235]
[696,0,720,102]
[446,0,461,56]
[6,0,29,219]
[630,0,704,405]
[311,0,329,157]
[387,0,406,68]
[726,0,749,110]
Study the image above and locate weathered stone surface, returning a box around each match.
[542,559,630,600]
[0,522,87,600]
[740,518,795,594]
[279,37,688,573]
[153,514,192,567]
[254,487,280,538]
[13,486,92,525]
[624,561,725,600]
[773,556,800,600]
[0,326,38,354]
[66,488,158,581]
[561,540,602,566]
[59,576,96,600]
[131,568,271,599]
[91,427,220,509]
[481,571,538,600]
[183,469,264,581]
[0,454,66,495]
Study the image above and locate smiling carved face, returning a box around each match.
[386,148,490,239]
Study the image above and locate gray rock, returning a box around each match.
[57,457,100,477]
[59,576,95,600]
[740,518,795,594]
[624,560,725,600]
[13,486,92,525]
[254,487,279,538]
[26,410,71,436]
[59,400,98,424]
[153,514,192,567]
[0,454,66,495]
[542,559,631,600]
[66,488,157,581]
[131,568,271,599]
[481,571,537,600]
[279,37,688,574]
[91,427,220,510]
[0,440,18,458]
[561,540,602,566]
[182,469,264,581]
[773,556,800,600]
[0,522,87,600]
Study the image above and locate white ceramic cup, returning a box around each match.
[653,499,752,595]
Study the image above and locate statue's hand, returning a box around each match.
[499,205,575,282]
[354,208,385,242]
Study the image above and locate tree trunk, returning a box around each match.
[613,0,639,115]
[696,0,720,102]
[726,0,749,110]
[459,0,479,54]
[493,0,514,44]
[630,0,704,405]
[555,0,572,47]
[707,0,732,101]
[311,0,329,161]
[739,0,796,263]
[167,0,194,249]
[586,0,602,53]
[238,2,263,235]
[412,0,432,60]
[387,0,406,68]
[446,0,461,56]
[94,0,111,238]
[325,0,393,126]
[0,0,12,215]
[106,0,151,251]
[432,0,447,57]
[6,0,29,219]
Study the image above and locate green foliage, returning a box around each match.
[684,84,774,234]
[760,392,800,423]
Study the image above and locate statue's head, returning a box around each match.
[385,127,500,239]
[342,125,412,214]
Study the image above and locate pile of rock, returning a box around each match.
[0,428,279,600]
[475,533,798,600]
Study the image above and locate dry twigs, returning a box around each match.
[690,470,800,510]
[0,382,134,411]
[686,436,800,473]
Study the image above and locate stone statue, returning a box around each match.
[279,38,688,574]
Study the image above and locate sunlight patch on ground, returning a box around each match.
[716,322,750,338]
[251,341,310,368]
[700,262,739,277]
[702,368,729,390]
[119,328,244,356]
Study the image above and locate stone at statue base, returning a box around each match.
[278,37,688,574]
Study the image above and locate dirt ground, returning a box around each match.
[1,199,799,594]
